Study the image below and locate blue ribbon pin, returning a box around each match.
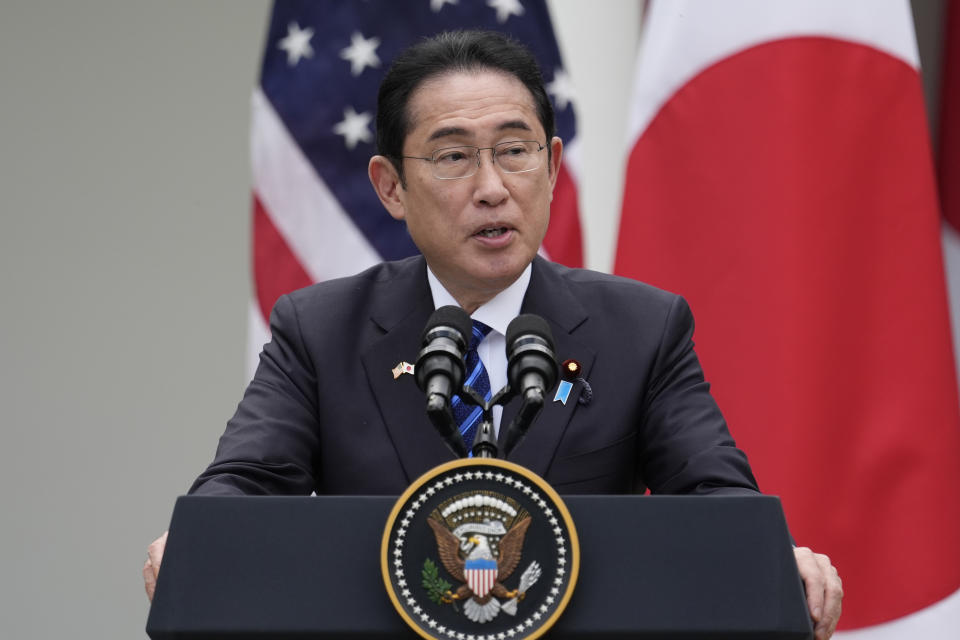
[554,380,574,405]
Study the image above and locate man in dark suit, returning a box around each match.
[145,30,842,639]
[185,253,759,497]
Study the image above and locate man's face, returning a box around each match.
[372,70,562,310]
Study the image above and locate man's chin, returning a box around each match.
[471,255,531,287]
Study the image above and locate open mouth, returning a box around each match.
[476,226,509,238]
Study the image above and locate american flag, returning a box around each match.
[248,0,583,369]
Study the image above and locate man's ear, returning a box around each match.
[368,155,406,221]
[547,136,564,198]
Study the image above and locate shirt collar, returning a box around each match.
[426,263,532,337]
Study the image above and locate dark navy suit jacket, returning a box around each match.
[190,255,758,497]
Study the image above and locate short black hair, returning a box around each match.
[376,29,555,181]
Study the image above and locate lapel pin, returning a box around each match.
[554,359,581,405]
[553,358,592,406]
[392,361,415,379]
[561,358,581,379]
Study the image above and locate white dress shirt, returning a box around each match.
[426,263,532,437]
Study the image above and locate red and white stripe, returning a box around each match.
[465,567,497,598]
[616,1,960,635]
[246,88,381,373]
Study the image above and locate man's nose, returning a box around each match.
[472,149,509,206]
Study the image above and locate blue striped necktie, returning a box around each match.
[451,320,493,450]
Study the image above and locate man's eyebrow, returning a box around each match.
[496,120,533,133]
[425,120,534,143]
[426,126,470,143]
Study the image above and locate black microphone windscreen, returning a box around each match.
[422,305,472,345]
[506,314,554,351]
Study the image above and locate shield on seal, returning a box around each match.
[464,557,497,598]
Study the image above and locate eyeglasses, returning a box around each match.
[402,140,546,180]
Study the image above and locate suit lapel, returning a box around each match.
[360,256,594,483]
[360,257,458,485]
[500,257,595,478]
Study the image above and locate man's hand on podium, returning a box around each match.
[794,546,843,639]
[143,531,168,602]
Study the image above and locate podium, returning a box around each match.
[147,495,812,639]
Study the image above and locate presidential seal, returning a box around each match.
[382,458,579,640]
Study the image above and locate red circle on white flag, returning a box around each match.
[617,37,960,629]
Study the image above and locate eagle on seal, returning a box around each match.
[427,516,532,623]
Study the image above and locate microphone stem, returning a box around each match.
[426,393,467,457]
[470,414,498,458]
[501,391,545,458]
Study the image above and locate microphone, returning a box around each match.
[502,314,559,457]
[415,305,473,457]
[506,314,559,404]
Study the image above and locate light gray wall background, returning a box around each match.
[0,1,945,638]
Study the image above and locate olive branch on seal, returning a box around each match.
[421,558,452,604]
